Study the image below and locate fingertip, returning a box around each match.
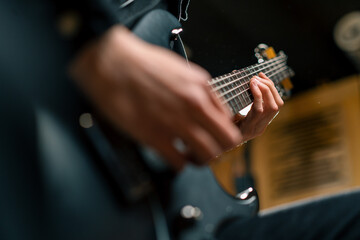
[259,72,270,80]
[259,72,266,78]
[251,78,259,87]
[251,79,263,94]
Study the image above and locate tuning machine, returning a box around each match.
[254,43,269,63]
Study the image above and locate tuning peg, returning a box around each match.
[254,43,269,63]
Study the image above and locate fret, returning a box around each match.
[224,74,239,113]
[229,75,243,113]
[223,74,243,114]
[209,52,292,116]
[239,72,249,107]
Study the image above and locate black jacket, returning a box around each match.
[0,1,187,239]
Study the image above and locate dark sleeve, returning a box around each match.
[53,0,120,52]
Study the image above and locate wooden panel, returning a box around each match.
[251,75,360,209]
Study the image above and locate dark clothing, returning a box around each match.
[1,1,360,240]
[0,1,179,239]
[217,189,360,240]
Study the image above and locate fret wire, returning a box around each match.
[231,74,244,113]
[223,66,290,106]
[231,68,250,109]
[209,54,286,85]
[212,54,290,114]
[210,57,287,92]
[231,75,243,112]
[233,71,243,109]
[243,67,252,105]
[217,61,287,98]
[225,75,239,113]
[233,72,245,110]
[227,74,242,113]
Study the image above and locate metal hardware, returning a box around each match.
[180,205,202,220]
[255,43,269,62]
[119,0,135,9]
[235,187,258,207]
[171,28,183,41]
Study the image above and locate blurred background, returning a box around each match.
[181,0,360,209]
[182,0,359,93]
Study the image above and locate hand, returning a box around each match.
[236,72,284,141]
[69,25,242,170]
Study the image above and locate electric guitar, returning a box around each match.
[0,2,296,240]
[79,9,294,240]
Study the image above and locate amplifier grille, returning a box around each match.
[251,76,360,209]
[267,107,348,197]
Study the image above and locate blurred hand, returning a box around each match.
[69,25,242,170]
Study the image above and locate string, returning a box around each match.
[222,65,290,105]
[209,54,283,84]
[223,65,290,105]
[209,54,286,85]
[214,60,287,97]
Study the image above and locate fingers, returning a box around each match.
[250,79,264,113]
[152,139,187,171]
[176,94,242,164]
[250,73,283,115]
[239,72,284,140]
[191,64,233,118]
[208,87,233,118]
[257,78,280,113]
[169,74,242,164]
[258,72,284,107]
[198,93,241,149]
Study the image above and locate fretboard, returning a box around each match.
[209,53,292,115]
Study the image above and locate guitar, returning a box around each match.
[0,2,295,240]
[28,7,293,240]
[77,9,294,240]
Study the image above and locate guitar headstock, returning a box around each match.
[255,44,294,99]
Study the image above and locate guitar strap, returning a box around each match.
[114,0,191,27]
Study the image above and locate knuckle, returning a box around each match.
[271,105,279,112]
[183,90,207,112]
[268,79,275,87]
[263,87,271,95]
[254,106,264,114]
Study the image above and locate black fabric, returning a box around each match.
[52,0,168,55]
[217,190,360,240]
[0,1,182,239]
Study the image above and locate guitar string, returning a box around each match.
[211,55,286,112]
[222,67,290,116]
[209,54,286,85]
[221,64,289,114]
[222,65,290,105]
[210,57,286,92]
[208,58,286,105]
[212,59,289,112]
[213,60,287,97]
[209,54,285,84]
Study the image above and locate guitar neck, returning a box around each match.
[209,53,293,115]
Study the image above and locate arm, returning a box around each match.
[69,25,282,170]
